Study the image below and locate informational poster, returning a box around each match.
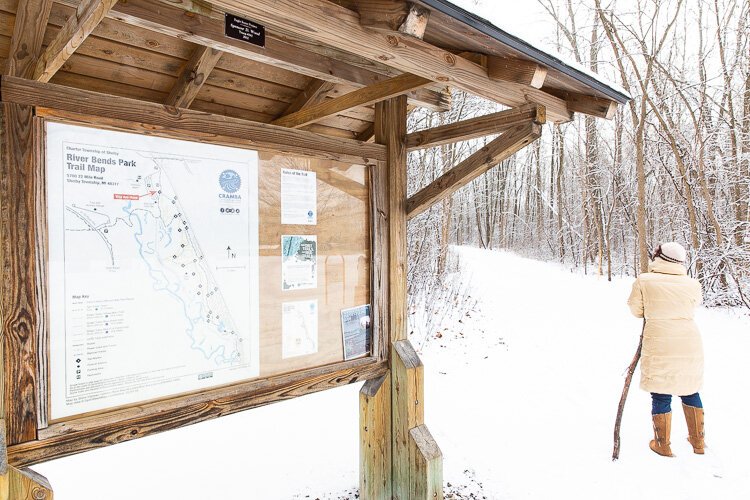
[281,168,317,225]
[281,299,319,358]
[281,235,317,290]
[341,304,371,360]
[46,122,260,420]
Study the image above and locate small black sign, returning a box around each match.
[224,13,266,48]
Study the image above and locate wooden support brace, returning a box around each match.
[272,73,431,129]
[280,79,337,117]
[407,121,542,218]
[406,104,546,151]
[33,0,119,82]
[359,373,392,500]
[165,45,224,108]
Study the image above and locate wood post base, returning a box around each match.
[359,340,443,500]
[0,466,54,500]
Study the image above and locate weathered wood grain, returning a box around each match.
[409,424,443,499]
[358,1,410,31]
[405,103,545,151]
[397,4,431,39]
[2,0,52,447]
[32,118,49,430]
[392,339,424,500]
[165,45,223,107]
[0,466,53,499]
[407,122,542,218]
[0,77,386,164]
[33,0,119,82]
[9,358,386,467]
[372,105,390,362]
[5,0,53,79]
[208,0,573,121]
[273,74,430,129]
[488,56,548,89]
[359,373,392,500]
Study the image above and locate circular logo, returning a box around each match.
[219,170,242,193]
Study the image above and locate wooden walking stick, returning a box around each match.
[612,318,646,461]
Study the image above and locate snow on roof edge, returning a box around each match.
[420,0,632,103]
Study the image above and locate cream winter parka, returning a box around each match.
[627,257,704,395]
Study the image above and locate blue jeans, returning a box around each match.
[651,392,702,415]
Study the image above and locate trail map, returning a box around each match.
[47,123,259,419]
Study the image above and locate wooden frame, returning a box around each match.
[0,78,389,468]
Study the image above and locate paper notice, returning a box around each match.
[281,168,316,225]
[282,299,319,358]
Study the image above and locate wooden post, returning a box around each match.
[359,96,442,499]
[359,374,392,499]
[1,2,57,497]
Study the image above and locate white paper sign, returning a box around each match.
[46,122,260,419]
[282,299,319,358]
[281,168,316,225]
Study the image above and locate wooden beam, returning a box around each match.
[356,123,376,143]
[5,0,54,79]
[359,1,410,32]
[544,88,618,119]
[2,0,52,448]
[281,79,336,117]
[33,0,118,82]
[360,373,392,499]
[0,76,386,165]
[407,122,542,218]
[10,358,387,466]
[398,4,430,39]
[272,73,431,129]
[95,0,449,111]
[208,0,573,121]
[359,2,430,39]
[392,340,423,499]
[488,56,548,89]
[165,45,223,108]
[406,103,545,151]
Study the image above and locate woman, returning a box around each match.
[627,242,705,457]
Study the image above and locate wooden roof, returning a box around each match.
[0,0,626,141]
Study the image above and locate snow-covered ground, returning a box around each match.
[35,247,750,499]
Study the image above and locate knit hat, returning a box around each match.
[655,242,687,263]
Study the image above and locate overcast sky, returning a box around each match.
[448,0,554,51]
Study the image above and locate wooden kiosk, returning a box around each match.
[0,0,627,498]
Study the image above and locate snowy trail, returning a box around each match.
[422,247,750,499]
[34,248,750,499]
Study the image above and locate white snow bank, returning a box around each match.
[34,247,749,499]
[423,247,750,499]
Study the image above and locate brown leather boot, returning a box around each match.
[649,412,675,457]
[682,403,705,454]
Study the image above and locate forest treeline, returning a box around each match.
[407,0,749,311]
